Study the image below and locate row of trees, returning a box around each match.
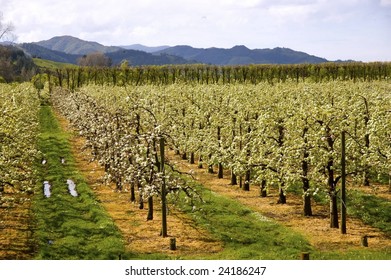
[0,83,40,204]
[50,81,391,233]
[42,62,391,90]
[50,85,201,237]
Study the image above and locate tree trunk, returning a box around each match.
[302,177,312,216]
[218,163,223,179]
[303,194,312,216]
[230,169,237,185]
[260,179,267,197]
[147,196,153,220]
[138,181,144,209]
[130,182,136,202]
[160,137,168,237]
[327,157,338,228]
[189,152,195,164]
[181,152,187,160]
[207,154,214,173]
[243,170,250,191]
[330,191,339,228]
[341,130,347,234]
[277,185,286,204]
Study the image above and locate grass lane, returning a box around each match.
[33,105,124,259]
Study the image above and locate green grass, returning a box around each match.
[348,189,391,237]
[33,105,124,259]
[33,58,76,70]
[172,178,313,260]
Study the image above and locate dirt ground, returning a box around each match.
[0,190,35,259]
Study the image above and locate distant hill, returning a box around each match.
[154,45,328,65]
[16,35,332,66]
[19,43,80,64]
[106,49,191,65]
[35,35,122,55]
[18,42,191,66]
[121,44,171,53]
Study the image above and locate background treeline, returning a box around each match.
[0,45,38,82]
[42,62,391,89]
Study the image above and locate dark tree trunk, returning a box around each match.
[230,169,237,185]
[243,170,250,191]
[363,98,370,186]
[138,182,144,210]
[130,182,136,202]
[330,191,339,228]
[218,163,223,179]
[147,196,153,220]
[341,131,347,234]
[302,162,312,216]
[303,193,312,216]
[260,179,267,197]
[189,152,195,164]
[327,159,339,228]
[160,137,168,237]
[277,185,286,204]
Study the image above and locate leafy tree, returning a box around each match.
[77,52,111,67]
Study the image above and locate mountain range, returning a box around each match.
[16,35,330,66]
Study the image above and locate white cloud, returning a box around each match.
[131,26,157,37]
[1,0,390,61]
[267,4,317,22]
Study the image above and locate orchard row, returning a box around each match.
[0,83,40,204]
[37,62,391,90]
[51,81,391,229]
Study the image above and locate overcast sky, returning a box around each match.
[1,0,391,61]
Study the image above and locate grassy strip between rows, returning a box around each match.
[33,105,124,259]
[170,176,312,260]
[348,190,391,238]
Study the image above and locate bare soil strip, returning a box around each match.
[169,155,391,252]
[0,191,35,259]
[55,113,223,258]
